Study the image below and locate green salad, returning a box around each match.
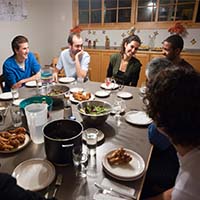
[80,105,109,115]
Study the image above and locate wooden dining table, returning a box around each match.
[0,81,153,200]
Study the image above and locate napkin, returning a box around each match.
[101,178,135,197]
[93,191,127,200]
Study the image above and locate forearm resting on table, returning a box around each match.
[12,72,40,88]
[75,54,87,78]
[145,189,172,200]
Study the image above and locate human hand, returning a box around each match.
[75,50,83,60]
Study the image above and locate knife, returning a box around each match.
[94,182,136,200]
[52,174,63,198]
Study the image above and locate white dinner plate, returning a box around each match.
[0,92,19,100]
[102,148,145,181]
[12,158,56,191]
[125,111,152,125]
[59,77,75,83]
[25,81,42,87]
[95,90,111,98]
[70,87,84,93]
[100,83,119,90]
[69,93,95,103]
[82,128,104,143]
[117,91,133,99]
[13,99,25,106]
[0,133,30,154]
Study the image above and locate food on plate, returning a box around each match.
[73,91,91,101]
[0,127,26,151]
[107,147,132,165]
[79,104,109,115]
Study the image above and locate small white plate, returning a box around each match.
[59,77,75,83]
[13,99,25,106]
[95,90,111,98]
[25,81,42,87]
[69,93,95,103]
[125,111,152,125]
[102,148,145,181]
[82,128,104,143]
[70,87,84,93]
[0,92,19,100]
[12,158,56,191]
[0,133,30,154]
[100,83,119,90]
[117,91,133,99]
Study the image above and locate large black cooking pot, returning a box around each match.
[43,119,83,166]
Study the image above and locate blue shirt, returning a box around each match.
[3,52,40,92]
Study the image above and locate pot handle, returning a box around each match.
[62,143,74,148]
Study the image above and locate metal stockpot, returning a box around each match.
[43,119,83,166]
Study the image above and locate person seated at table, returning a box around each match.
[143,67,200,200]
[3,35,41,92]
[0,173,57,200]
[53,32,90,82]
[141,58,179,198]
[162,34,194,69]
[106,34,142,87]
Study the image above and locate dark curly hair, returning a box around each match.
[144,67,200,147]
[120,34,141,56]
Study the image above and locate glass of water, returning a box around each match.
[113,98,126,127]
[85,128,98,156]
[72,146,88,179]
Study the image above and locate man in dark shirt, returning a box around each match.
[162,34,194,69]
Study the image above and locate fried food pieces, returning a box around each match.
[0,127,26,151]
[73,91,91,101]
[107,147,132,165]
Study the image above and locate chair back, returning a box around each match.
[0,74,5,93]
[34,52,40,63]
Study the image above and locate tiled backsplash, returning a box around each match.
[81,28,200,50]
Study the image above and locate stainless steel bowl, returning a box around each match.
[39,84,69,99]
[77,100,112,126]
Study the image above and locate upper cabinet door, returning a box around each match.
[74,0,200,30]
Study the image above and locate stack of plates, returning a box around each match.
[102,148,145,181]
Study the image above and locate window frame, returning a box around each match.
[73,0,200,30]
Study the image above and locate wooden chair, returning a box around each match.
[34,52,40,63]
[51,57,65,77]
[0,74,5,93]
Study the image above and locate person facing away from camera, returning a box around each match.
[141,57,179,199]
[3,35,41,92]
[144,67,200,200]
[106,34,142,86]
[53,32,90,82]
[162,34,194,69]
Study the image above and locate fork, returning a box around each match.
[52,174,63,198]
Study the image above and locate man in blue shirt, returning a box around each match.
[3,35,40,92]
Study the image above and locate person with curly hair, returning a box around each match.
[106,34,142,86]
[143,67,200,200]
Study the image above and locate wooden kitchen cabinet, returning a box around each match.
[86,48,200,87]
[182,55,200,72]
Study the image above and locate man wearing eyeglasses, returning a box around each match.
[53,32,90,82]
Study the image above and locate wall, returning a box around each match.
[0,0,72,73]
[81,28,200,50]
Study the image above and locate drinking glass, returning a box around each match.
[113,98,126,127]
[85,128,98,156]
[10,105,22,127]
[72,146,88,178]
[11,88,18,102]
